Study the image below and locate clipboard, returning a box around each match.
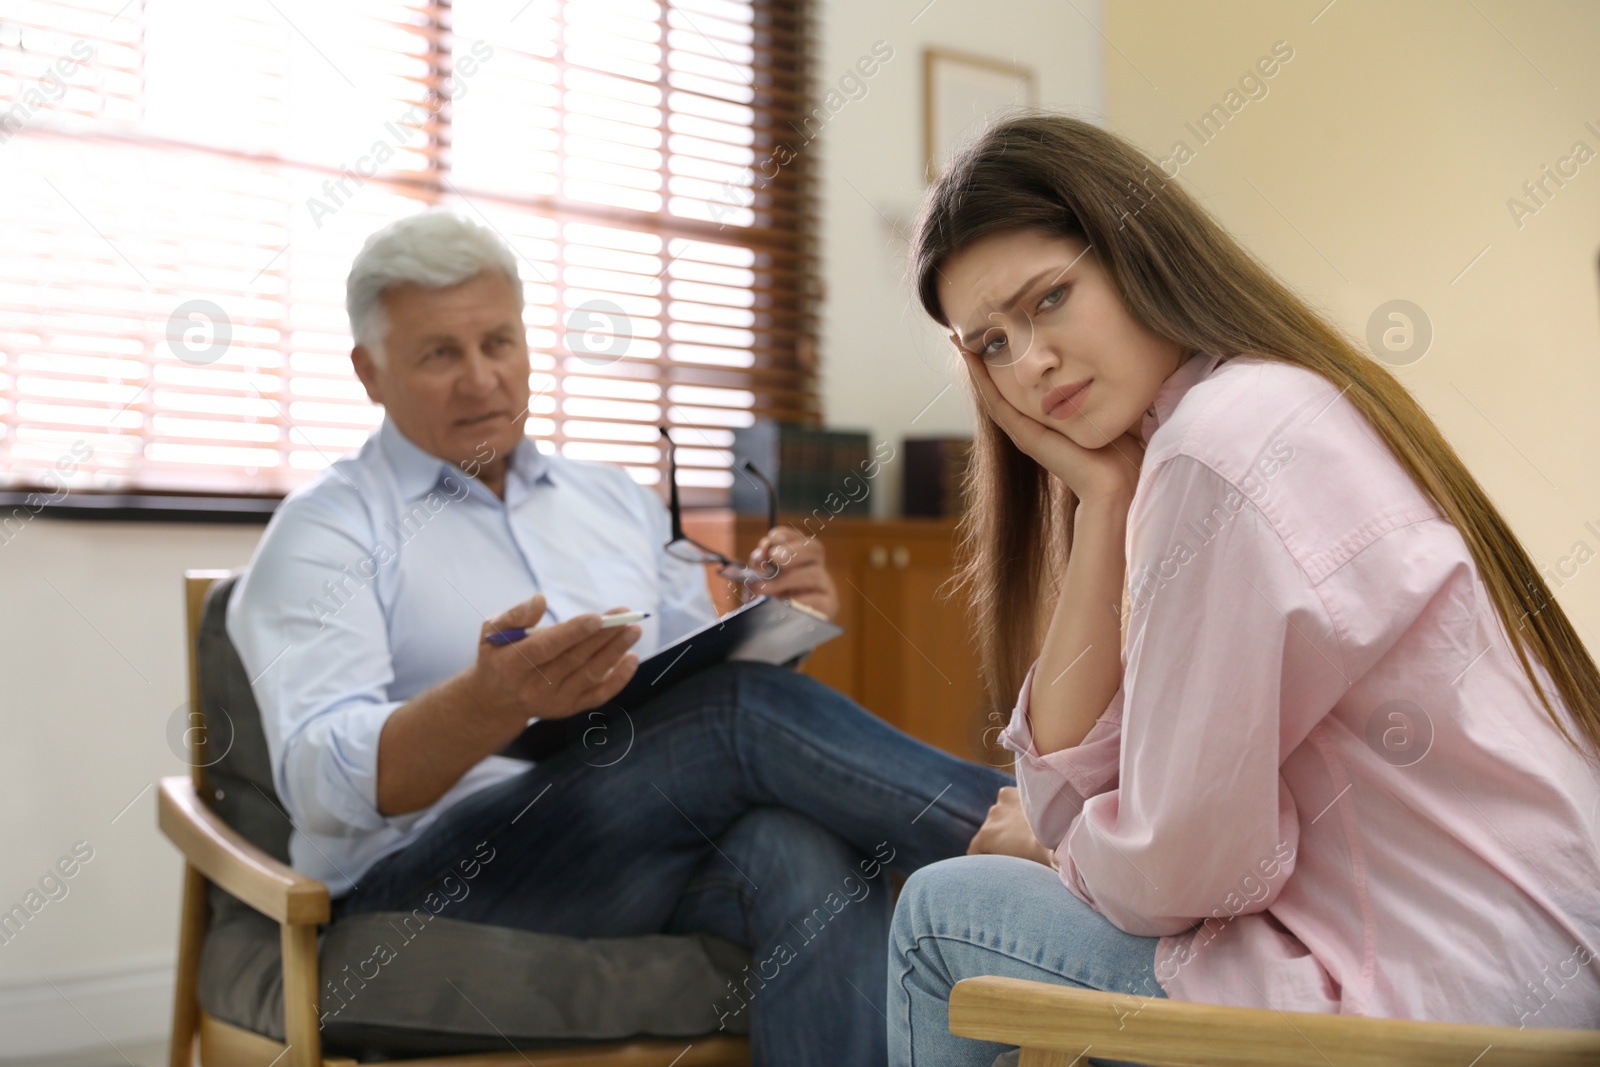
[496,595,844,761]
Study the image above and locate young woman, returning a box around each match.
[887,113,1600,1067]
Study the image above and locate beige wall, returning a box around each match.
[1102,0,1600,642]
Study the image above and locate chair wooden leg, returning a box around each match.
[170,864,208,1067]
[280,922,322,1067]
[1019,1049,1082,1067]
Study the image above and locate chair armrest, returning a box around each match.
[157,776,329,925]
[949,976,1600,1067]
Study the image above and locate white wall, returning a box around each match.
[814,0,1105,516]
[0,521,261,1058]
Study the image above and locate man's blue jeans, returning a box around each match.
[331,661,1013,1065]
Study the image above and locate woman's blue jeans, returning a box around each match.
[330,661,1012,1065]
[889,854,1167,1067]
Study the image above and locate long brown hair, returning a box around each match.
[913,113,1600,763]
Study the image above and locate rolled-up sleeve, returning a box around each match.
[225,490,399,838]
[1000,662,1126,849]
[1011,455,1348,937]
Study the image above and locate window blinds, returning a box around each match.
[0,0,818,500]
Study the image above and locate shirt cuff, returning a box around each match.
[281,699,401,836]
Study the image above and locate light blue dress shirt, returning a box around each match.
[226,417,718,896]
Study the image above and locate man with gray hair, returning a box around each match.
[227,210,1011,1065]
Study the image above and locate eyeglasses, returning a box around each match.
[960,259,1085,369]
[661,425,779,583]
[965,305,1038,368]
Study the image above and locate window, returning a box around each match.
[0,0,818,503]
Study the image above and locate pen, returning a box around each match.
[485,610,650,646]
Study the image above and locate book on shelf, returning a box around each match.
[733,419,873,519]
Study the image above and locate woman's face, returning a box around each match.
[936,227,1188,449]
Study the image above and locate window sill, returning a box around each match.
[0,491,282,524]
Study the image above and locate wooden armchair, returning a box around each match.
[161,570,751,1067]
[949,974,1600,1066]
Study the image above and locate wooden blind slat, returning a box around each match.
[0,0,818,500]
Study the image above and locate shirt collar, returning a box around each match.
[503,432,553,498]
[1140,350,1228,447]
[377,416,552,502]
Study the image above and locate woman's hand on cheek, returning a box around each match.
[961,349,1145,506]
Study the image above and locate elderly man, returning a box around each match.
[227,211,1012,1065]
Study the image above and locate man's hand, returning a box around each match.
[967,786,1058,869]
[377,594,642,818]
[738,525,840,621]
[470,593,643,735]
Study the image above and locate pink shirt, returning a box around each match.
[1001,351,1600,1027]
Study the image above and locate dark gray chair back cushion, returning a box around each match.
[196,573,291,862]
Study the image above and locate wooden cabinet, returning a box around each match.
[853,526,990,761]
[683,509,1001,764]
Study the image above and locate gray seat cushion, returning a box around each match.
[193,573,751,1058]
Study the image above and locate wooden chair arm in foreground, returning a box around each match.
[949,974,1600,1067]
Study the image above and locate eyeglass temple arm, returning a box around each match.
[742,460,778,532]
[664,427,777,540]
[661,426,688,541]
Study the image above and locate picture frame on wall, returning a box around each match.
[923,48,1039,183]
